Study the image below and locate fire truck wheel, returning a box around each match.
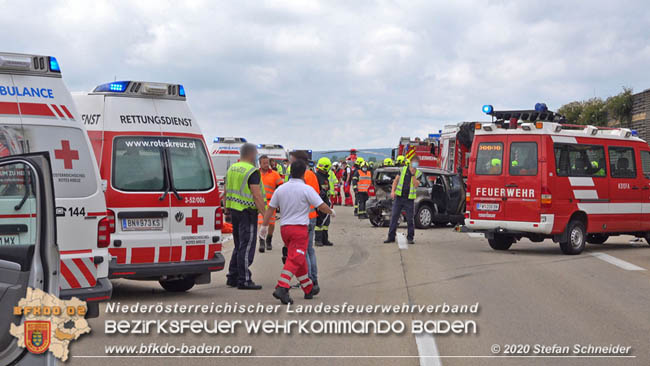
[586,234,609,245]
[415,204,434,229]
[487,234,514,251]
[560,220,586,255]
[159,276,196,292]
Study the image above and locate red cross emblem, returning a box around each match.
[185,209,203,234]
[54,140,79,170]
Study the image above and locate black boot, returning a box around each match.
[258,237,265,253]
[266,236,272,251]
[282,246,288,264]
[322,230,333,246]
[314,230,324,247]
[304,283,320,299]
[273,286,293,304]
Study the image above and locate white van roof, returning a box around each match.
[90,80,186,100]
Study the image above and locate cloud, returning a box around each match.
[1,0,649,150]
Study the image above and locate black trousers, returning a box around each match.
[315,196,331,244]
[387,196,415,241]
[357,192,368,215]
[227,209,258,285]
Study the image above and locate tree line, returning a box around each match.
[557,87,633,127]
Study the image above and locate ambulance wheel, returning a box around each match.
[487,234,514,251]
[415,204,434,229]
[560,220,586,255]
[159,277,196,292]
[586,234,609,245]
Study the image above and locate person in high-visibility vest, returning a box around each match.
[328,162,339,206]
[384,155,422,245]
[352,161,372,219]
[257,155,284,253]
[270,158,285,179]
[315,157,334,246]
[352,157,365,215]
[395,155,406,167]
[225,143,267,290]
[383,158,394,167]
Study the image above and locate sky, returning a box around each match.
[2,0,649,151]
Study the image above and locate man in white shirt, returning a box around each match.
[260,160,335,304]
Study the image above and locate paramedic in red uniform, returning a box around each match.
[260,160,335,304]
[225,143,267,290]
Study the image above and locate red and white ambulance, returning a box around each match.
[74,81,225,291]
[465,104,650,254]
[0,52,111,315]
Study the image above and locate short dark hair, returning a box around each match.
[258,154,269,162]
[240,143,257,159]
[293,150,309,163]
[290,160,307,179]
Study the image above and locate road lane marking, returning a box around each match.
[397,232,408,250]
[591,252,646,271]
[415,333,442,366]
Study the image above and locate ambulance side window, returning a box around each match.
[509,142,537,176]
[475,142,503,175]
[640,151,650,179]
[609,146,636,179]
[0,163,37,246]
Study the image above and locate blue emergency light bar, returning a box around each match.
[94,81,129,93]
[179,84,186,97]
[535,103,548,112]
[48,57,60,73]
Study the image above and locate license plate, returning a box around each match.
[476,203,500,211]
[122,218,163,231]
[0,235,19,245]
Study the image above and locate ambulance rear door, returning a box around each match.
[153,98,220,265]
[12,73,108,291]
[503,134,542,222]
[104,96,172,266]
[470,137,507,221]
[607,144,642,232]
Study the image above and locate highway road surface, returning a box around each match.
[69,206,650,366]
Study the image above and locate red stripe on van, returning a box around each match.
[185,245,205,261]
[158,247,171,263]
[131,247,155,264]
[86,211,107,217]
[170,246,182,262]
[60,261,81,288]
[51,104,64,118]
[18,102,55,117]
[72,258,97,287]
[0,213,36,219]
[61,249,92,255]
[60,105,74,119]
[208,244,222,259]
[109,248,126,264]
[0,101,19,114]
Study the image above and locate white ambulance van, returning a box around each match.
[465,104,650,255]
[257,143,288,165]
[0,52,111,316]
[211,136,247,178]
[73,81,225,292]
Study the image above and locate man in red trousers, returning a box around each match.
[259,160,335,304]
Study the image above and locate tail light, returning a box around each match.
[97,217,111,248]
[465,183,471,205]
[215,207,223,230]
[106,209,116,233]
[541,186,552,208]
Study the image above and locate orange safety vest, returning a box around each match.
[305,170,320,219]
[261,169,283,201]
[357,170,372,192]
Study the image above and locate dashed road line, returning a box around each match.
[415,333,442,366]
[591,252,646,271]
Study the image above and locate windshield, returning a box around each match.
[112,136,213,192]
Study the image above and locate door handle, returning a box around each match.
[505,183,517,187]
[632,186,639,190]
[642,187,650,190]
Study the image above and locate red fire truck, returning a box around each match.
[394,136,440,167]
[464,104,650,255]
